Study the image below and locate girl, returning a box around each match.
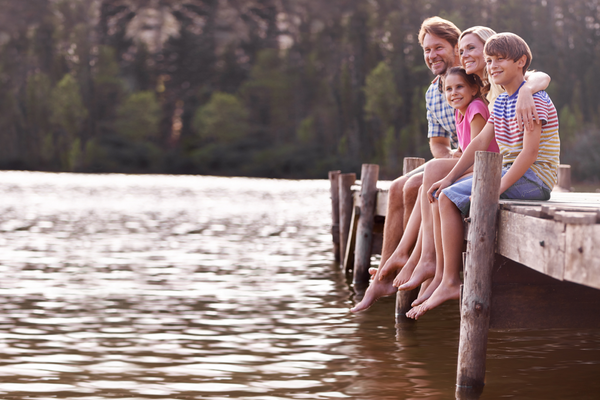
[394,67,498,301]
[443,66,499,154]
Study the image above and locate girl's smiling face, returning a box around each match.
[459,34,486,78]
[444,73,478,115]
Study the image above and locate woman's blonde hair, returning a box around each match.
[459,26,503,108]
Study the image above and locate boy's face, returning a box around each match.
[485,54,526,86]
[422,33,458,76]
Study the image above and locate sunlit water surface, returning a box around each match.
[0,171,597,399]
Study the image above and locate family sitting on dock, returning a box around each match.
[351,17,560,318]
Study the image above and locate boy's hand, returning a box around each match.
[515,86,539,132]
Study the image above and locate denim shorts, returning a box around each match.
[441,167,552,215]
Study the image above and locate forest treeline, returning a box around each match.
[2,0,600,180]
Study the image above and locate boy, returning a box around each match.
[407,32,560,319]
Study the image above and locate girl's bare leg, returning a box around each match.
[407,193,464,320]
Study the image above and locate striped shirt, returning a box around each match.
[426,80,458,149]
[489,82,560,188]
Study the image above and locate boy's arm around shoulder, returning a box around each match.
[498,122,541,195]
[517,71,551,131]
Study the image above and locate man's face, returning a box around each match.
[422,33,458,76]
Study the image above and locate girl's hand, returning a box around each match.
[515,86,538,132]
[427,178,452,203]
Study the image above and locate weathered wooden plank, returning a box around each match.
[564,224,600,290]
[501,205,543,218]
[496,210,566,280]
[554,211,598,225]
[375,189,388,217]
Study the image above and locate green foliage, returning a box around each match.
[50,74,88,139]
[296,116,316,143]
[192,92,249,143]
[0,0,599,180]
[115,91,161,142]
[364,62,402,127]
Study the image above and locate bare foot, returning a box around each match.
[406,281,461,319]
[396,258,436,291]
[392,258,417,288]
[378,253,408,281]
[350,274,398,313]
[412,276,441,306]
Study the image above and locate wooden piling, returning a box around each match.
[456,151,502,389]
[403,157,426,176]
[396,157,426,319]
[353,164,379,284]
[328,170,341,262]
[339,173,356,269]
[557,164,571,192]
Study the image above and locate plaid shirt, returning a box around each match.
[426,79,458,149]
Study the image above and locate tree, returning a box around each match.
[115,91,161,142]
[193,92,249,143]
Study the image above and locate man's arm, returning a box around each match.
[429,136,453,159]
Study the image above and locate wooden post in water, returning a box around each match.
[339,173,356,269]
[328,170,341,262]
[396,157,426,319]
[456,151,502,390]
[353,164,379,285]
[557,164,571,192]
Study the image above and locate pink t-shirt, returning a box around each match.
[455,98,499,153]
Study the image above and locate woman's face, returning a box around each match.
[459,33,486,77]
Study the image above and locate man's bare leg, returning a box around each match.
[403,173,423,230]
[407,193,464,320]
[350,173,422,313]
[378,184,423,280]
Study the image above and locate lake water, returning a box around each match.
[0,171,597,399]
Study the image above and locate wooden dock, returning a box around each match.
[329,155,600,391]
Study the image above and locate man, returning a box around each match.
[351,16,460,313]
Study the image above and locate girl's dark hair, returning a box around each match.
[443,66,487,104]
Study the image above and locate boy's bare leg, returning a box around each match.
[407,193,464,320]
[350,174,422,313]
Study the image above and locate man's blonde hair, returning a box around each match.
[418,17,461,48]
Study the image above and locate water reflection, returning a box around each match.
[0,171,596,399]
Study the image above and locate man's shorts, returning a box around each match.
[441,167,552,215]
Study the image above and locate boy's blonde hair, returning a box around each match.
[418,17,461,48]
[484,32,532,75]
